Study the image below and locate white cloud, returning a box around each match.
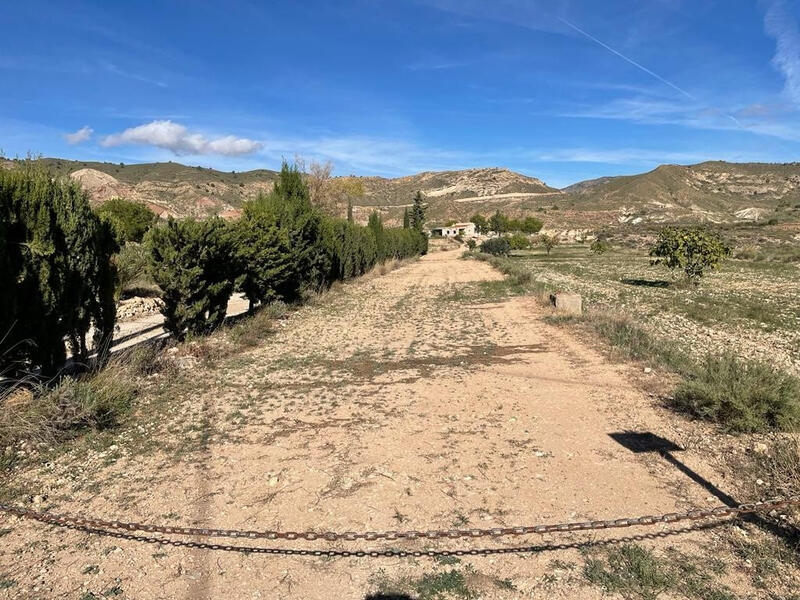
[764,0,800,106]
[63,125,93,145]
[101,120,262,156]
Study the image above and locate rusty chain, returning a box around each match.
[0,496,797,544]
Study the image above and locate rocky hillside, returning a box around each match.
[562,162,800,226]
[354,167,562,225]
[1,158,278,219]
[4,157,799,229]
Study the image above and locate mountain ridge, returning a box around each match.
[3,157,799,228]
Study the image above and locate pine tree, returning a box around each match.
[243,162,327,298]
[403,207,410,229]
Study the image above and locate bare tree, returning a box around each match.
[294,156,336,213]
[329,177,365,222]
[307,160,333,208]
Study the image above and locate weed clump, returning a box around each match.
[584,545,674,600]
[673,353,800,432]
[0,364,137,453]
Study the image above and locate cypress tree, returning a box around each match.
[147,217,234,339]
[0,166,118,375]
[252,162,326,299]
[410,191,426,232]
[230,203,293,311]
[367,211,386,261]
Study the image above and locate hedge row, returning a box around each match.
[147,163,427,339]
[0,162,426,374]
[0,167,118,376]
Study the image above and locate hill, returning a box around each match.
[1,158,278,219]
[3,157,799,229]
[561,161,800,227]
[354,167,562,224]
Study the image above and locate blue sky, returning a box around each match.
[1,0,799,187]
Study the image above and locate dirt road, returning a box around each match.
[1,249,747,598]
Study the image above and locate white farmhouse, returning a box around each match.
[429,222,476,238]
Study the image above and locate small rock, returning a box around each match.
[644,367,653,374]
[753,443,768,454]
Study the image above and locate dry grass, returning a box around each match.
[0,363,138,460]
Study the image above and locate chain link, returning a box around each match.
[1,496,797,544]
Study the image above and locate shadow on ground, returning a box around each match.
[610,430,800,549]
[620,278,671,288]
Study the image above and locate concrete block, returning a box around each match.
[550,292,582,315]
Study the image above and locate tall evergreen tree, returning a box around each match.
[367,211,386,261]
[147,217,234,339]
[230,201,293,311]
[0,166,118,375]
[403,207,410,229]
[410,191,426,232]
[249,162,326,298]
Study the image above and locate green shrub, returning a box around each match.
[0,166,118,375]
[519,216,544,234]
[538,233,559,255]
[489,210,509,234]
[650,227,730,284]
[674,353,800,432]
[320,218,378,281]
[114,243,152,296]
[480,237,511,256]
[466,239,477,251]
[590,239,611,254]
[470,213,489,234]
[146,217,234,340]
[95,197,157,243]
[229,208,293,311]
[508,233,531,250]
[383,227,427,259]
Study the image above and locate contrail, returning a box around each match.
[558,15,749,132]
[558,16,696,101]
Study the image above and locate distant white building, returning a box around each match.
[429,222,476,238]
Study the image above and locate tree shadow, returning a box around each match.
[119,286,161,300]
[620,278,671,288]
[609,430,800,548]
[365,595,416,600]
